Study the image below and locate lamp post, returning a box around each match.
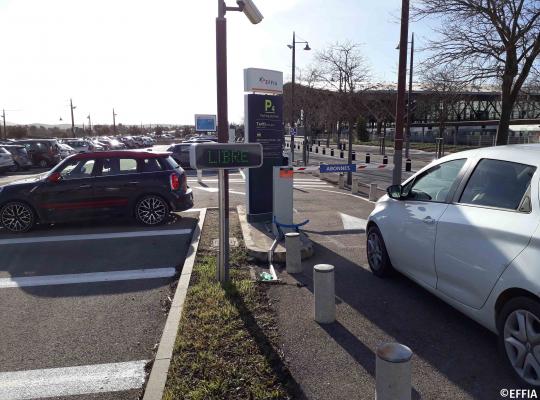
[113,108,117,135]
[87,114,92,135]
[1,109,5,140]
[70,98,76,138]
[216,0,263,283]
[392,0,410,185]
[287,32,311,163]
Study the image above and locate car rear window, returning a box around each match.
[141,158,164,172]
[100,158,138,175]
[460,159,536,211]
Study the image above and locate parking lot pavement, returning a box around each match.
[0,212,198,400]
[266,181,519,400]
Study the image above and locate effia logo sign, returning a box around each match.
[259,76,278,87]
[244,68,283,93]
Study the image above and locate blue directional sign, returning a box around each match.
[320,164,357,173]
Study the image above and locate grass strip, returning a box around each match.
[164,212,298,400]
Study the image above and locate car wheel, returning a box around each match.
[38,159,48,168]
[135,195,169,226]
[366,225,393,277]
[0,202,35,233]
[9,162,20,173]
[498,297,540,387]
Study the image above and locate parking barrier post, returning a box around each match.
[314,264,335,324]
[369,183,378,201]
[197,169,203,184]
[366,153,371,163]
[376,343,413,400]
[405,159,412,172]
[338,173,345,189]
[285,232,302,274]
[352,179,359,194]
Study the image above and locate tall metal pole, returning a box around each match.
[405,33,414,159]
[2,109,5,140]
[70,99,76,138]
[216,0,230,283]
[113,108,117,135]
[87,114,92,134]
[290,31,296,163]
[392,0,409,185]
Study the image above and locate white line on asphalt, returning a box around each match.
[192,187,245,195]
[0,268,177,288]
[340,212,368,230]
[239,169,246,180]
[300,188,376,203]
[0,360,148,400]
[180,208,203,213]
[188,179,245,182]
[0,229,192,246]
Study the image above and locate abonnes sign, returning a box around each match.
[189,143,263,170]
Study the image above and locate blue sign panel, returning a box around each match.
[320,164,357,173]
[195,114,217,132]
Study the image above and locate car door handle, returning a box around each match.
[423,216,436,225]
[79,184,92,189]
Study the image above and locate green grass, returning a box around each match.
[163,246,296,400]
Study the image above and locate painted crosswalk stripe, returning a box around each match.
[0,229,192,246]
[0,267,176,288]
[0,360,148,400]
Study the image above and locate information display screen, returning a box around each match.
[189,143,263,170]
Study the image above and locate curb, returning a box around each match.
[237,205,314,263]
[142,208,207,400]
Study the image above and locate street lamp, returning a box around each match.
[87,114,92,135]
[287,32,311,163]
[113,108,117,135]
[216,0,263,283]
[70,98,77,138]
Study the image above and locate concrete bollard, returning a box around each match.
[197,169,203,184]
[369,183,378,201]
[338,173,345,189]
[314,264,335,324]
[351,179,359,194]
[366,153,371,163]
[285,232,302,274]
[376,343,413,400]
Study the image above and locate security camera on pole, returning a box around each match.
[215,0,263,283]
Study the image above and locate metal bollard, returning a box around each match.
[318,140,321,146]
[331,149,335,156]
[313,264,335,324]
[322,148,326,155]
[383,155,388,165]
[309,146,313,152]
[351,179,359,194]
[343,143,347,151]
[315,147,319,154]
[338,173,345,189]
[376,343,413,400]
[197,169,203,184]
[366,153,371,163]
[352,151,356,161]
[285,232,302,273]
[405,159,412,172]
[369,183,378,201]
[340,151,344,158]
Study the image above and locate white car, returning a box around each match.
[367,144,540,387]
[0,147,15,173]
[63,139,99,153]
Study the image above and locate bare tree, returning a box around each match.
[311,41,371,183]
[413,0,540,145]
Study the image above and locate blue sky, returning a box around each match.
[0,0,435,126]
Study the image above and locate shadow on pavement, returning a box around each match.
[292,241,518,399]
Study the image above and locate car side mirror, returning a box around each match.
[387,184,403,200]
[47,172,62,183]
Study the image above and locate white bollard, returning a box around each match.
[369,183,378,201]
[285,232,302,274]
[338,173,345,189]
[351,179,359,194]
[376,343,413,400]
[313,264,335,324]
[197,169,203,184]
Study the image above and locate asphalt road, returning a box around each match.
[0,169,199,400]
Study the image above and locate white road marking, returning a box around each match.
[180,208,203,213]
[300,188,376,203]
[0,229,192,246]
[0,360,148,400]
[0,267,176,289]
[340,212,368,230]
[188,179,245,183]
[239,169,246,180]
[192,187,245,195]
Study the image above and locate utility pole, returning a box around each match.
[392,0,409,185]
[405,33,414,160]
[70,98,76,138]
[1,109,5,140]
[113,108,117,135]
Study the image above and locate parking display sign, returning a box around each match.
[194,114,217,132]
[320,164,357,173]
